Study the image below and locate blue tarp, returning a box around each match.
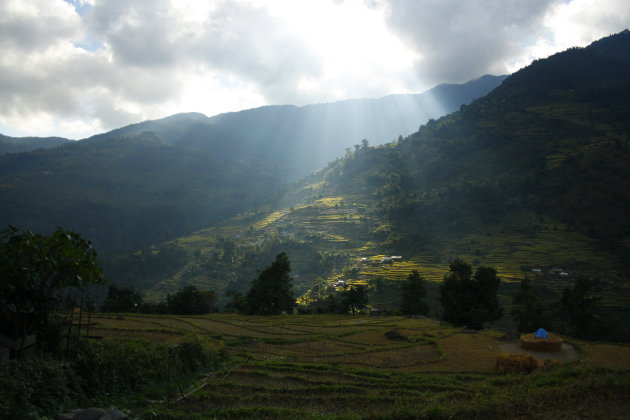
[534,328,548,339]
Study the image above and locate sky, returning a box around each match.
[0,0,628,139]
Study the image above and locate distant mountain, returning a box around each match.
[0,132,282,253]
[0,134,70,155]
[0,76,501,254]
[101,74,506,179]
[132,31,630,334]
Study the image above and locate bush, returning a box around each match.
[72,338,215,397]
[0,358,72,419]
[0,338,218,418]
[495,353,538,374]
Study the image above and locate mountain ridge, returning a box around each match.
[0,75,503,254]
[128,32,629,337]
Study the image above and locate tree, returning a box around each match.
[246,252,295,315]
[340,285,368,314]
[0,226,105,353]
[512,277,546,332]
[558,277,601,338]
[401,270,429,315]
[166,285,217,315]
[440,259,502,329]
[101,285,143,313]
[224,290,246,313]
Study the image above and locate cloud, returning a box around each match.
[0,0,81,51]
[0,0,329,137]
[380,0,630,83]
[84,1,324,100]
[380,0,561,85]
[0,0,628,139]
[510,0,630,70]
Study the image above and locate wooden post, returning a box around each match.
[77,297,84,340]
[86,302,92,338]
[65,301,74,357]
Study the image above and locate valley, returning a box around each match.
[2,31,630,336]
[2,4,630,419]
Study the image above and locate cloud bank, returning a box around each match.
[0,0,627,138]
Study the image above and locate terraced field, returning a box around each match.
[90,313,630,419]
[139,190,628,316]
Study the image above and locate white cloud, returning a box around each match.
[508,0,630,71]
[0,0,627,139]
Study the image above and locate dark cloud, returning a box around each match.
[0,1,80,51]
[382,0,560,84]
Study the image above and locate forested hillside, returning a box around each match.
[333,30,630,262]
[0,134,70,155]
[0,75,501,253]
[0,133,281,252]
[95,74,505,179]
[129,32,630,334]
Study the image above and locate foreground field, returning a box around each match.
[91,314,630,419]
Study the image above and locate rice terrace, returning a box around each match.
[86,313,630,419]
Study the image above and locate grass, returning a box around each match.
[88,313,630,419]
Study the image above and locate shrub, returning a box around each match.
[71,338,216,397]
[495,353,538,374]
[0,338,218,418]
[0,358,72,419]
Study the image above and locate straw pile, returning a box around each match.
[519,332,563,352]
[496,353,538,374]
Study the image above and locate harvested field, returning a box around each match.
[580,342,630,367]
[499,342,580,362]
[91,313,630,419]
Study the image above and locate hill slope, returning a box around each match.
[99,75,506,179]
[0,134,70,155]
[0,132,282,252]
[0,76,502,253]
[133,31,630,332]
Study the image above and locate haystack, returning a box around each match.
[519,329,562,352]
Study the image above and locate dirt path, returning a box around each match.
[499,341,580,362]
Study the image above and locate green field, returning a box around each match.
[90,313,630,419]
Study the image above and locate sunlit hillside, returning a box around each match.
[0,76,502,254]
[114,31,630,340]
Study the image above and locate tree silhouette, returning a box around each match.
[558,277,601,338]
[0,226,105,353]
[101,285,143,313]
[340,285,368,314]
[246,253,295,315]
[440,259,502,329]
[512,277,547,332]
[401,270,429,315]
